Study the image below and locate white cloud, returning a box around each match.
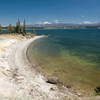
[81,16,85,18]
[42,21,51,24]
[36,21,51,25]
[37,21,42,24]
[83,21,93,24]
[54,20,60,24]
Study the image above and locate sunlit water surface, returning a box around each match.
[27,29,100,95]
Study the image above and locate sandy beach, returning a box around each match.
[0,34,100,100]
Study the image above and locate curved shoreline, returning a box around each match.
[4,35,79,100]
[0,35,99,100]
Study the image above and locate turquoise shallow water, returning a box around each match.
[27,29,100,95]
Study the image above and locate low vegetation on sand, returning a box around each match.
[94,86,100,96]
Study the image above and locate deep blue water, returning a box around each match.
[35,29,100,65]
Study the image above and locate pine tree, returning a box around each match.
[0,24,2,34]
[12,26,15,33]
[23,19,26,34]
[15,22,18,33]
[8,24,14,33]
[16,18,21,33]
[18,18,21,33]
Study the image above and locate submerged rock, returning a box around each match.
[46,77,60,84]
[66,85,71,89]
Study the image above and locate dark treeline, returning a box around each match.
[0,18,35,36]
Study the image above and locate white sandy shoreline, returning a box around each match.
[0,34,99,100]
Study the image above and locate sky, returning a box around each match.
[0,0,100,26]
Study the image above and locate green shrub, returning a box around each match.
[94,86,100,95]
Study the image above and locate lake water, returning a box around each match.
[12,29,100,95]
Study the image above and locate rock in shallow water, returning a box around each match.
[46,77,60,84]
[66,85,71,89]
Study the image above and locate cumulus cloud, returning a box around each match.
[37,21,51,25]
[83,21,93,24]
[54,20,60,24]
[42,21,51,24]
[81,16,85,18]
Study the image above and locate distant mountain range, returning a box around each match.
[27,23,100,29]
